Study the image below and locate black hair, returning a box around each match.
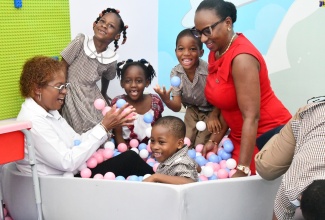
[94,7,128,51]
[196,0,237,24]
[176,29,203,50]
[153,116,186,139]
[116,59,156,84]
[300,180,325,220]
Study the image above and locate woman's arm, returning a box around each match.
[231,54,260,177]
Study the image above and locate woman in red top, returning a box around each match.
[192,0,291,177]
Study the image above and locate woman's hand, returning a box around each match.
[101,103,136,130]
[206,108,222,133]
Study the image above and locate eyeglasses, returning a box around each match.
[47,83,70,93]
[191,18,225,38]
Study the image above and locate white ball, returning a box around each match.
[139,149,149,159]
[145,127,152,138]
[78,163,87,171]
[143,174,151,180]
[104,141,115,150]
[196,152,202,157]
[130,147,139,154]
[196,121,207,131]
[63,172,74,178]
[202,166,214,177]
[226,158,237,170]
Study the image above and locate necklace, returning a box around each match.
[219,33,236,57]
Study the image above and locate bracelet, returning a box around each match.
[100,122,109,133]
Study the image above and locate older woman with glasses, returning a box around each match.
[192,0,291,177]
[16,56,154,178]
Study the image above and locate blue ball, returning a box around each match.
[147,162,155,167]
[115,176,126,181]
[113,151,121,157]
[195,156,208,166]
[143,113,154,123]
[208,154,219,163]
[138,176,144,182]
[220,151,232,160]
[138,143,147,151]
[128,175,139,181]
[208,174,218,180]
[223,140,234,153]
[187,149,196,159]
[170,76,181,87]
[116,99,126,108]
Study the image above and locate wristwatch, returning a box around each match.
[236,165,251,175]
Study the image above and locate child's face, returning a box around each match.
[175,36,203,72]
[94,12,121,43]
[120,65,149,101]
[150,125,184,163]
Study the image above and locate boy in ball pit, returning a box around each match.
[143,116,199,184]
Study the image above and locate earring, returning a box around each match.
[38,93,42,101]
[228,27,231,31]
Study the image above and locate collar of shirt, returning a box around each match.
[83,35,118,64]
[24,98,62,120]
[160,145,189,166]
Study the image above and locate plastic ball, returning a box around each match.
[130,148,139,154]
[128,175,139,181]
[219,160,227,169]
[80,168,92,178]
[143,113,154,123]
[102,148,114,160]
[113,151,121,157]
[153,163,160,172]
[217,169,229,179]
[217,148,225,156]
[199,175,208,181]
[104,172,116,180]
[94,98,106,110]
[122,109,135,119]
[212,163,221,172]
[146,144,152,153]
[184,137,191,147]
[115,176,126,181]
[102,106,111,116]
[195,144,204,152]
[104,141,115,150]
[208,154,219,163]
[147,161,155,167]
[93,174,104,179]
[229,169,237,177]
[195,152,202,157]
[226,158,237,170]
[170,76,181,87]
[143,174,151,180]
[223,139,234,153]
[187,149,196,159]
[202,166,214,177]
[146,158,155,163]
[117,143,128,152]
[220,151,232,160]
[116,99,126,108]
[196,121,206,131]
[208,174,218,180]
[63,172,74,178]
[138,143,147,151]
[195,155,208,166]
[139,149,149,159]
[145,127,152,138]
[129,139,139,148]
[93,152,104,164]
[220,137,230,146]
[86,157,98,168]
[206,152,215,159]
[138,176,144,182]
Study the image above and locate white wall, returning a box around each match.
[69,0,158,99]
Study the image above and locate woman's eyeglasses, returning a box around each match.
[191,18,225,38]
[47,83,71,93]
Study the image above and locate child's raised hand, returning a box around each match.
[154,84,172,103]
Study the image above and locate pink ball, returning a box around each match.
[205,162,215,169]
[86,157,98,168]
[195,144,204,152]
[93,173,104,179]
[129,139,139,148]
[184,137,191,147]
[217,169,229,179]
[102,148,114,160]
[94,98,106,110]
[117,143,128,152]
[104,172,116,180]
[212,163,221,172]
[97,148,105,154]
[102,106,111,116]
[80,168,92,178]
[229,169,237,177]
[146,158,155,163]
[219,160,227,169]
[199,175,208,181]
[153,163,160,172]
[93,152,104,164]
[122,109,135,119]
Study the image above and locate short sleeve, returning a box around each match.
[61,34,84,65]
[102,61,117,80]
